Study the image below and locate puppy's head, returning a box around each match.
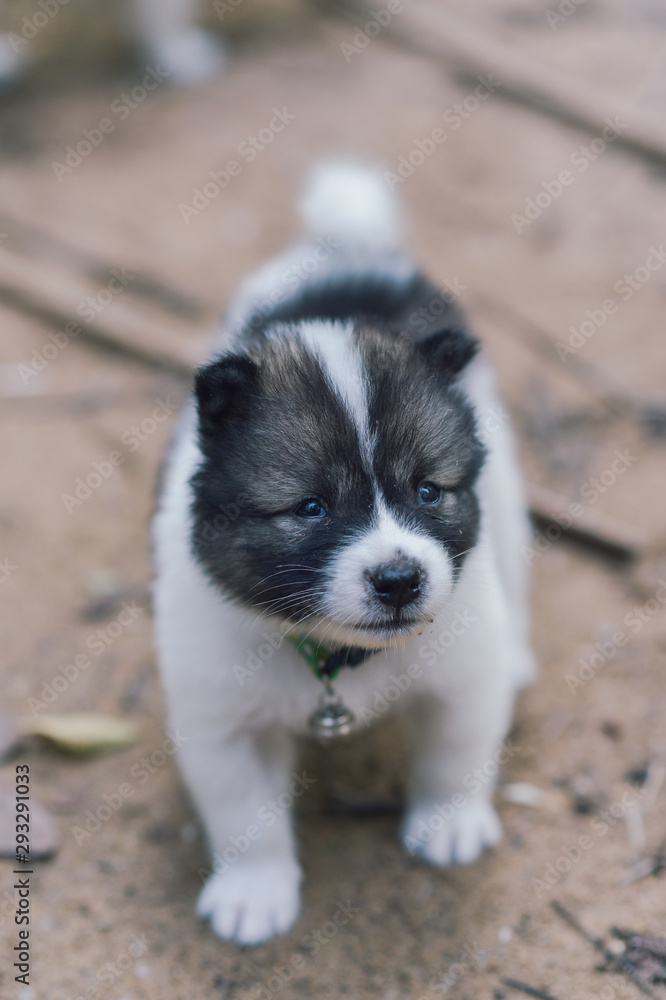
[190,320,484,649]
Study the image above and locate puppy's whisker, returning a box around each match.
[250,588,326,610]
[249,566,317,593]
[296,604,363,648]
[249,576,318,600]
[247,592,331,629]
[248,584,325,605]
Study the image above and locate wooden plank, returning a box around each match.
[321,0,666,164]
[528,482,646,560]
[0,239,209,378]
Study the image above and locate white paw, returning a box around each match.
[402,797,502,867]
[147,28,227,86]
[197,859,301,945]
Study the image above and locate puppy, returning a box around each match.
[152,163,535,945]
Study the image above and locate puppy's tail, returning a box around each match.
[299,161,401,250]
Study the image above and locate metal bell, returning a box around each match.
[308,684,355,742]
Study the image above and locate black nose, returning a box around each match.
[368,560,423,612]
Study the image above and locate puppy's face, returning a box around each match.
[190,321,484,649]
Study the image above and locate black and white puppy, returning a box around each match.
[152,163,535,945]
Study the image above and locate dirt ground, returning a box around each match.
[1,1,666,998]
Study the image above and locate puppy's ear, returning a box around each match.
[194,354,257,445]
[417,325,479,379]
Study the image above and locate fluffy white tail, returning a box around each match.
[299,162,401,250]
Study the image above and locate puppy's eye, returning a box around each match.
[293,498,327,519]
[417,481,441,505]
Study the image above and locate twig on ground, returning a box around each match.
[550,901,661,1000]
[500,977,564,1000]
[0,222,209,377]
[527,483,646,562]
[0,211,204,319]
[619,845,666,886]
[610,928,666,984]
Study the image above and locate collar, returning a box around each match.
[285,632,376,681]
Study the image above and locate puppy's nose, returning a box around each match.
[369,559,422,611]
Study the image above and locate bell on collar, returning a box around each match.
[308,683,355,742]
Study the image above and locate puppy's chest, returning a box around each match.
[235,633,433,734]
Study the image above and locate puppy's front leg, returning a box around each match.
[181,723,302,945]
[402,679,515,868]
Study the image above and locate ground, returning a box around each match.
[0,1,665,998]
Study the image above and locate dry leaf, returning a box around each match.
[19,713,139,755]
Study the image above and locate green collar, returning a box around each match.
[285,632,375,681]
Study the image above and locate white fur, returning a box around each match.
[300,162,402,250]
[153,361,533,943]
[296,320,371,458]
[316,499,455,649]
[152,166,535,945]
[223,165,412,342]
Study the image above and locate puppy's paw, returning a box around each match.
[197,859,301,945]
[402,798,502,867]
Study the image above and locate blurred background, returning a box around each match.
[0,1,665,998]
